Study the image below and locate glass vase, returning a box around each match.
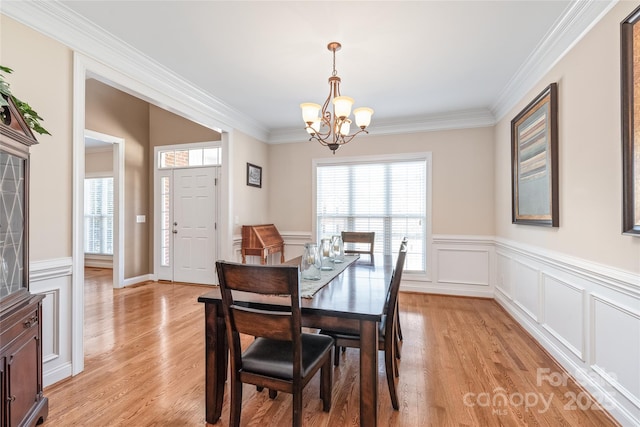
[331,235,344,263]
[301,243,321,280]
[320,238,334,270]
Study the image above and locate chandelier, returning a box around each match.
[300,42,374,154]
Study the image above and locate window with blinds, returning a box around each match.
[84,177,114,255]
[316,157,428,272]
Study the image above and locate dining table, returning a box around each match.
[197,254,394,427]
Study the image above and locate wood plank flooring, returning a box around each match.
[41,268,620,426]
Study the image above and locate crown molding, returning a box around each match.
[1,1,270,141]
[2,0,618,143]
[267,108,496,144]
[491,0,617,121]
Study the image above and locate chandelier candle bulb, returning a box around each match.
[332,96,354,118]
[301,103,321,123]
[354,107,374,128]
[339,119,351,136]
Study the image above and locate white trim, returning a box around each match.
[72,54,86,376]
[268,108,496,144]
[495,237,640,297]
[29,257,73,282]
[123,274,155,287]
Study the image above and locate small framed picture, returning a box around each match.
[246,162,262,188]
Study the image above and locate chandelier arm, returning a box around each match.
[337,128,370,146]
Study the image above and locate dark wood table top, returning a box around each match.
[198,255,393,321]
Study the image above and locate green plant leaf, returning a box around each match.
[1,64,51,136]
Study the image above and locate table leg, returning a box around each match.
[359,319,378,427]
[204,303,227,424]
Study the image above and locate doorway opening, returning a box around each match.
[83,130,125,289]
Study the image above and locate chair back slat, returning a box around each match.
[341,231,375,256]
[218,262,298,296]
[231,305,293,341]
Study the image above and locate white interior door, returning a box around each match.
[156,167,218,285]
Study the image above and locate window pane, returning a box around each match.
[203,147,220,165]
[84,177,114,255]
[160,176,171,267]
[189,149,203,166]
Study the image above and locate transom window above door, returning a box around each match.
[158,146,221,169]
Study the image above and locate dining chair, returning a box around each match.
[215,261,334,427]
[341,231,375,259]
[341,231,403,356]
[320,238,408,410]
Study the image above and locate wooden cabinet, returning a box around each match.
[0,95,48,426]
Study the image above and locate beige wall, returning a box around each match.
[149,105,221,146]
[231,130,270,235]
[1,16,73,261]
[85,149,113,174]
[85,79,150,278]
[494,1,640,273]
[268,127,496,236]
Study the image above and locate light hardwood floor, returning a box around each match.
[41,268,620,426]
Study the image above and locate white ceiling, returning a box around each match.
[5,1,617,142]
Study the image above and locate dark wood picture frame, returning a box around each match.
[511,83,559,227]
[621,5,640,235]
[246,162,262,188]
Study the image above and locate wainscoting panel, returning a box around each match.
[495,239,640,427]
[416,235,494,297]
[496,252,512,298]
[30,257,73,387]
[591,294,640,411]
[437,248,489,286]
[512,259,540,322]
[541,273,584,359]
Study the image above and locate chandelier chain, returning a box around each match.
[332,48,337,77]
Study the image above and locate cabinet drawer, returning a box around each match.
[0,303,39,353]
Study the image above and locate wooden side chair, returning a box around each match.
[320,238,408,410]
[215,261,334,427]
[341,231,375,259]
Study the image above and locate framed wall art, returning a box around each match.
[246,162,262,188]
[511,83,559,227]
[621,5,640,235]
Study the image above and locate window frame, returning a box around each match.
[312,152,432,281]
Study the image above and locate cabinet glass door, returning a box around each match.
[0,151,25,298]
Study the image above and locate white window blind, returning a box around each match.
[316,158,427,272]
[84,177,114,255]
